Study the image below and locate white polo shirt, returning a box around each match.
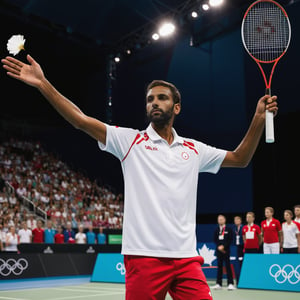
[282,221,300,248]
[98,124,226,258]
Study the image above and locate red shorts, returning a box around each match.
[124,255,212,300]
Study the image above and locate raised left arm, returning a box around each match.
[222,95,278,168]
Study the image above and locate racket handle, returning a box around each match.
[265,88,274,143]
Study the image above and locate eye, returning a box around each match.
[147,96,154,102]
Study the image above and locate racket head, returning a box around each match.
[241,0,291,63]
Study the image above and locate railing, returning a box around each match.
[5,181,47,223]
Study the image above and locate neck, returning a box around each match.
[267,217,272,221]
[248,223,253,226]
[151,123,174,145]
[286,220,292,224]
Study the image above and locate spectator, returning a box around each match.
[27,215,37,230]
[242,212,262,253]
[97,226,106,244]
[5,225,19,252]
[294,205,300,223]
[261,207,282,254]
[44,220,56,243]
[75,225,86,244]
[232,216,243,284]
[54,225,64,244]
[212,215,235,291]
[18,221,32,243]
[86,225,96,244]
[281,210,300,253]
[63,222,75,243]
[32,220,44,243]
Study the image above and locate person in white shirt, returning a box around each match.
[5,226,19,252]
[282,210,300,253]
[18,221,32,243]
[75,225,86,244]
[27,216,37,230]
[1,55,278,300]
[294,205,300,223]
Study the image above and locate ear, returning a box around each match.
[174,103,181,115]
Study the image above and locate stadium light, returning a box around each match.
[209,0,224,7]
[114,56,120,63]
[202,4,210,11]
[191,11,198,18]
[152,33,160,40]
[158,22,176,37]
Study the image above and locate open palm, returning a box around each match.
[1,54,44,88]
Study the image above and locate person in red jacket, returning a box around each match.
[32,219,44,243]
[261,207,282,254]
[243,212,262,253]
[54,225,64,244]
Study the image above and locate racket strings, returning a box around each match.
[242,2,290,62]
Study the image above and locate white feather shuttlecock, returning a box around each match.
[7,35,26,56]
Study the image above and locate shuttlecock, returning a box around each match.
[7,34,26,56]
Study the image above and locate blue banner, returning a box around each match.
[238,254,300,292]
[91,253,125,283]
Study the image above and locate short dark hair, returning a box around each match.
[294,204,300,209]
[246,212,255,218]
[146,80,181,104]
[265,206,274,214]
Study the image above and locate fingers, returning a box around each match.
[1,56,23,74]
[265,95,278,116]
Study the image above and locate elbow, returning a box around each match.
[73,115,87,131]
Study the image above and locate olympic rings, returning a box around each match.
[269,264,300,285]
[0,258,28,276]
[116,262,126,275]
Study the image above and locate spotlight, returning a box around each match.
[191,11,198,18]
[126,49,131,55]
[158,22,175,37]
[209,0,224,7]
[152,33,160,40]
[202,4,210,11]
[114,56,120,63]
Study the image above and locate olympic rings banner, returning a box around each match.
[238,254,300,292]
[0,253,97,279]
[91,253,125,283]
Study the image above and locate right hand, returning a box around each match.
[1,54,44,88]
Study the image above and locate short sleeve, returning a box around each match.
[98,124,140,161]
[195,141,227,174]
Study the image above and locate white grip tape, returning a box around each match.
[265,110,274,143]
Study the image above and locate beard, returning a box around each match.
[147,106,174,128]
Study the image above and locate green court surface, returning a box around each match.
[0,280,299,300]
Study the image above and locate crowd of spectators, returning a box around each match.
[0,138,124,251]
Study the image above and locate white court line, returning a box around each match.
[49,291,124,300]
[63,286,125,292]
[0,297,27,300]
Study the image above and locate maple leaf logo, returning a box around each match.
[199,244,216,266]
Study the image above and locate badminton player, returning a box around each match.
[2,55,278,300]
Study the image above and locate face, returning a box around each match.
[246,214,254,224]
[217,216,226,226]
[284,212,292,221]
[265,209,273,218]
[146,86,180,127]
[234,217,241,226]
[294,207,300,217]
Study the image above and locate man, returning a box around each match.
[86,225,96,244]
[212,215,235,291]
[44,220,56,243]
[75,224,86,244]
[242,212,262,253]
[294,205,300,223]
[261,207,282,254]
[32,219,44,243]
[63,221,75,243]
[18,221,32,243]
[232,216,243,284]
[2,54,278,300]
[97,226,106,245]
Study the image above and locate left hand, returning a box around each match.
[256,95,278,117]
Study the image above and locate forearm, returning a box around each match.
[37,78,86,129]
[224,112,265,168]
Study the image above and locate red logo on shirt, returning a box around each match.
[181,152,189,160]
[145,145,158,151]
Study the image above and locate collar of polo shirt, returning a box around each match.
[146,123,184,145]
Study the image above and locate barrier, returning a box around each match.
[238,254,300,292]
[0,253,97,279]
[91,253,125,283]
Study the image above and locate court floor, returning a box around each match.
[0,278,299,300]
